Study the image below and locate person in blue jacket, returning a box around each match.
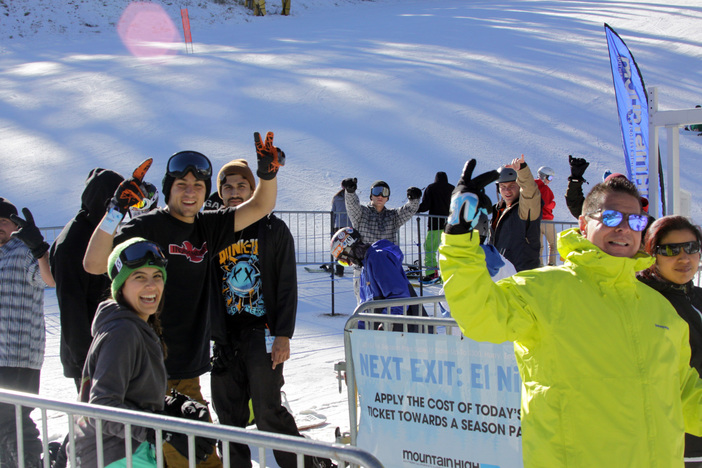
[330,227,426,331]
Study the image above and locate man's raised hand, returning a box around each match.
[445,159,499,235]
[254,131,285,180]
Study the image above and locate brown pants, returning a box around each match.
[164,377,223,468]
[540,222,557,266]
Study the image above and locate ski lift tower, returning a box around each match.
[648,87,702,218]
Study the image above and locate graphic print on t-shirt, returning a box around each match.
[217,238,265,317]
[169,240,208,263]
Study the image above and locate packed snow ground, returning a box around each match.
[2,0,702,466]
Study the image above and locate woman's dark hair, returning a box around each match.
[115,287,168,359]
[643,215,702,256]
[640,215,702,279]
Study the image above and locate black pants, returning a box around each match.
[211,329,304,468]
[0,367,42,467]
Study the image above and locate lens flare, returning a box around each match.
[117,2,179,58]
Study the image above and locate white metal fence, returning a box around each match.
[0,389,383,468]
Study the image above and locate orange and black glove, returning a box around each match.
[254,131,285,180]
[108,159,152,215]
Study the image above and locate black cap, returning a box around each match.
[0,197,18,220]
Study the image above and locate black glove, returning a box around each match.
[445,159,499,235]
[407,187,422,200]
[341,178,357,194]
[568,155,589,181]
[108,159,153,215]
[157,391,215,461]
[146,427,213,463]
[163,390,210,421]
[254,131,285,180]
[10,208,49,259]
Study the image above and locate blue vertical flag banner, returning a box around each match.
[605,23,649,198]
[350,329,523,467]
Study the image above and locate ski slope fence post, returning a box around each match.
[415,217,423,296]
[647,86,702,218]
[343,296,524,467]
[0,390,384,468]
[180,8,193,54]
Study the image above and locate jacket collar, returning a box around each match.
[557,227,654,284]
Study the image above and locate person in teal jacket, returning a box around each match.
[439,160,702,468]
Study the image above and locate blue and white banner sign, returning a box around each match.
[350,329,523,468]
[605,23,649,198]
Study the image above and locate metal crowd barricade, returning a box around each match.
[341,296,454,446]
[0,389,383,468]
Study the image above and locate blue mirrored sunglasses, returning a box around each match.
[370,186,389,197]
[654,241,701,257]
[586,209,649,232]
[166,151,212,180]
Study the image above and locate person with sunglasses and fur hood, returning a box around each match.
[440,161,702,468]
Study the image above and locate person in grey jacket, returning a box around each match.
[71,237,168,468]
[71,238,213,468]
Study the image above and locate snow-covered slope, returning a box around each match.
[2,0,701,226]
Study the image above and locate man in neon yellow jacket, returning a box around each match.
[439,159,702,468]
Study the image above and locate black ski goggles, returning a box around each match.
[111,241,168,279]
[586,209,649,232]
[370,186,390,197]
[654,241,701,257]
[166,151,212,180]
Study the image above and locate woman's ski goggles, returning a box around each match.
[111,241,168,279]
[166,151,212,180]
[654,241,701,257]
[586,209,649,232]
[370,186,390,197]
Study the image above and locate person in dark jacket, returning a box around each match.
[208,159,333,468]
[490,154,541,272]
[331,185,349,232]
[417,172,454,283]
[637,215,702,468]
[565,155,589,219]
[49,168,124,385]
[565,155,650,219]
